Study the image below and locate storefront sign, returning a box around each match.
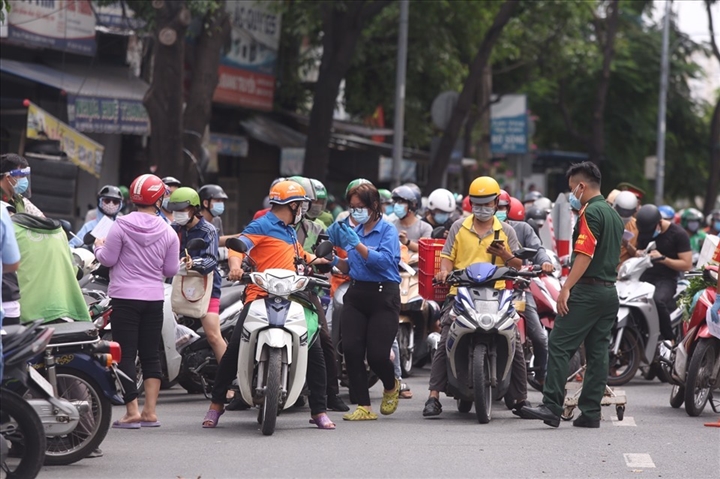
[280,148,304,176]
[67,95,150,135]
[490,94,528,154]
[213,1,282,111]
[92,1,145,30]
[7,0,96,56]
[26,102,104,178]
[209,133,248,157]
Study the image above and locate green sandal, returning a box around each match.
[380,379,400,415]
[342,406,378,421]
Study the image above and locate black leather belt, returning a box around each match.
[349,280,399,292]
[577,277,615,287]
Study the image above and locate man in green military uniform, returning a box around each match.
[523,162,623,428]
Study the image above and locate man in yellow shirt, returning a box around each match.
[423,177,523,417]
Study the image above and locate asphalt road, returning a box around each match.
[39,368,719,479]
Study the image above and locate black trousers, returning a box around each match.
[647,277,677,340]
[110,299,164,403]
[317,303,340,396]
[341,282,400,406]
[211,302,328,415]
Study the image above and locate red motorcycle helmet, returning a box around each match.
[498,189,510,207]
[462,195,472,213]
[507,197,525,221]
[129,174,167,206]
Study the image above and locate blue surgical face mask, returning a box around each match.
[652,228,660,238]
[495,211,508,222]
[568,184,583,211]
[210,202,225,217]
[714,221,720,232]
[393,203,408,219]
[351,208,370,224]
[385,204,394,216]
[434,212,449,224]
[162,197,170,210]
[13,177,29,195]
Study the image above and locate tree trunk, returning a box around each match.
[302,1,391,181]
[143,1,191,178]
[182,3,231,188]
[703,96,720,215]
[426,0,520,191]
[588,0,620,164]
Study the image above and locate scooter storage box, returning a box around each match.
[418,239,450,303]
[48,322,99,345]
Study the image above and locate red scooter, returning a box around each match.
[663,265,719,416]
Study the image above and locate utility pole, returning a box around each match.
[391,0,409,189]
[655,0,671,205]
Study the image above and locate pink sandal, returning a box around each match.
[202,409,224,428]
[309,413,336,430]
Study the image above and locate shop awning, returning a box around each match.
[0,59,150,135]
[0,58,148,100]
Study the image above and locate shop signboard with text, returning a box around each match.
[26,102,104,178]
[7,0,96,56]
[67,95,150,135]
[490,94,528,154]
[213,1,282,111]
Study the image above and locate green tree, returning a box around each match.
[702,0,719,214]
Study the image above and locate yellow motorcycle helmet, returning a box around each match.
[468,176,500,204]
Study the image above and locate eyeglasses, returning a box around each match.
[349,206,367,214]
[101,198,121,205]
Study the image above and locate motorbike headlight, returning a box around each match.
[478,314,495,330]
[252,272,309,296]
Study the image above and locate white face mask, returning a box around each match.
[174,212,191,226]
[472,205,495,222]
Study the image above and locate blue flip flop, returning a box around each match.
[140,421,161,428]
[112,420,140,429]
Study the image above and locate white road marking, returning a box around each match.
[612,416,637,426]
[624,453,656,468]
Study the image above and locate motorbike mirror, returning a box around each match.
[226,237,247,253]
[431,226,446,239]
[57,219,73,233]
[314,240,334,259]
[83,231,96,245]
[186,238,208,250]
[514,248,538,261]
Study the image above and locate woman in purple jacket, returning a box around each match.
[95,174,180,429]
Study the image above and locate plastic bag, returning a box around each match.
[175,323,200,350]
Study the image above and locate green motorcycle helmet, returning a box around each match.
[307,178,328,219]
[378,188,392,204]
[345,178,372,200]
[167,187,201,212]
[680,207,703,231]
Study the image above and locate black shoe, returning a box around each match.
[422,397,442,417]
[226,395,250,411]
[327,394,350,412]
[573,414,600,428]
[511,400,533,418]
[521,404,561,427]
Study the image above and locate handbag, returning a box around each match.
[171,270,213,318]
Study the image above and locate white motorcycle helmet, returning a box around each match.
[427,188,456,213]
[613,191,638,219]
[534,196,552,213]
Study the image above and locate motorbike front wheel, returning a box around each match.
[669,384,685,409]
[261,348,282,436]
[607,328,641,386]
[684,338,717,417]
[398,323,413,378]
[42,369,112,465]
[472,343,492,424]
[0,389,46,479]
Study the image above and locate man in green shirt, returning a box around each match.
[523,162,623,428]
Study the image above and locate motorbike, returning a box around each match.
[662,264,719,416]
[397,253,441,377]
[610,242,682,386]
[1,321,54,479]
[27,320,125,465]
[442,249,537,424]
[225,238,332,435]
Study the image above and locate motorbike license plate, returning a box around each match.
[29,367,55,397]
[474,301,497,315]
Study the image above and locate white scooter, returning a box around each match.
[226,238,332,435]
[610,241,682,386]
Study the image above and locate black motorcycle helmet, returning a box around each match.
[525,206,546,227]
[97,185,124,217]
[198,184,228,210]
[97,185,123,200]
[636,204,662,234]
[161,176,182,188]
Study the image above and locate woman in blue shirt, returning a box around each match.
[328,182,401,421]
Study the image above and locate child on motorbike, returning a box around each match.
[201,180,335,430]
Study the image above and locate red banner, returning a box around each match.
[213,66,275,111]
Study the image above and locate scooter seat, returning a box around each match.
[48,321,99,344]
[220,285,245,311]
